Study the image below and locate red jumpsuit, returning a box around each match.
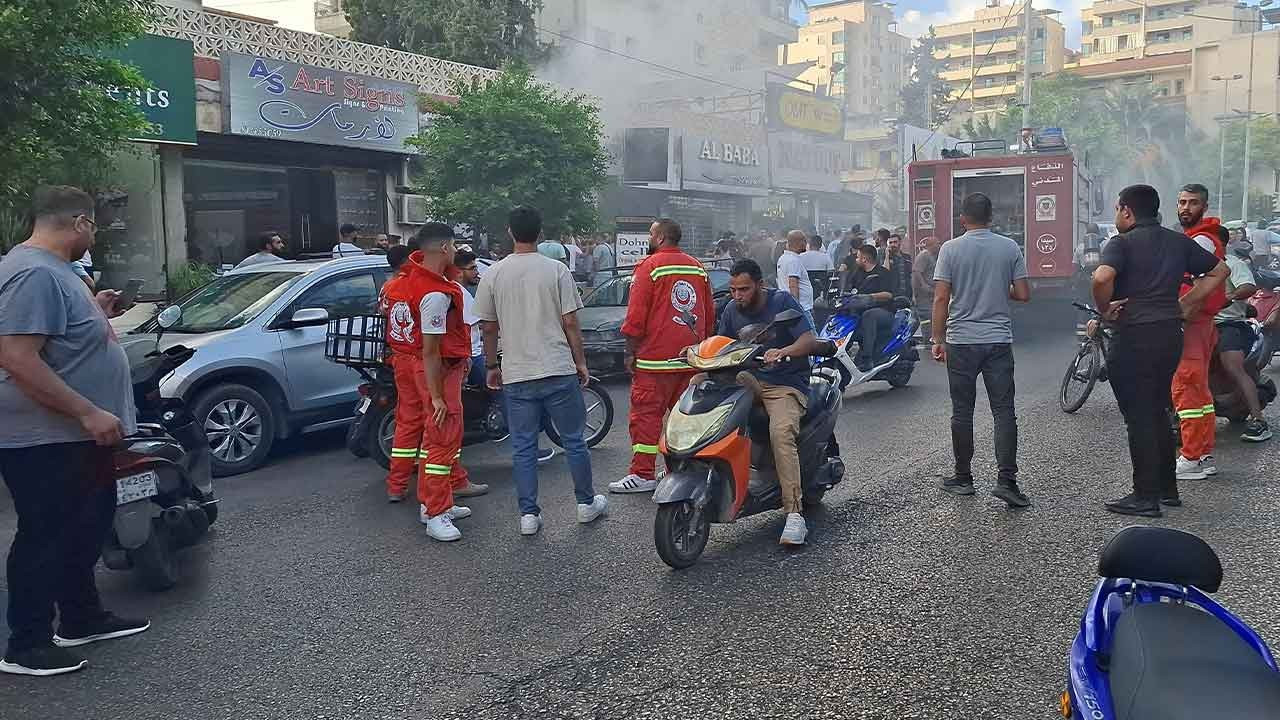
[383,252,472,515]
[1174,218,1227,461]
[620,247,714,480]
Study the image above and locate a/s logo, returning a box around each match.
[248,58,286,96]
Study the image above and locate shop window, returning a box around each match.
[92,147,166,298]
[333,169,384,236]
[183,159,291,269]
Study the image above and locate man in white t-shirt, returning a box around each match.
[800,235,836,273]
[776,229,814,312]
[332,223,364,258]
[565,237,584,274]
[476,206,607,536]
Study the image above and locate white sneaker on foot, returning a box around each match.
[1199,454,1217,476]
[1175,454,1207,481]
[519,513,543,536]
[423,513,461,541]
[421,504,472,523]
[779,513,807,545]
[577,494,609,523]
[608,474,658,494]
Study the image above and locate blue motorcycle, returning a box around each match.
[1064,526,1280,719]
[813,293,920,392]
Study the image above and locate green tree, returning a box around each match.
[0,0,152,210]
[344,0,546,69]
[1200,116,1280,221]
[899,28,951,129]
[409,65,610,241]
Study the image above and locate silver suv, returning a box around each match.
[123,255,408,476]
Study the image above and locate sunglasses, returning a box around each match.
[76,214,98,231]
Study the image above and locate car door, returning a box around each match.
[274,270,380,414]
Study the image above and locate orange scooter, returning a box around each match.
[652,310,845,569]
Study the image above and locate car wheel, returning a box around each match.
[193,383,276,477]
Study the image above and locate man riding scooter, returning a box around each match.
[718,259,824,545]
[1214,235,1272,442]
[842,244,896,371]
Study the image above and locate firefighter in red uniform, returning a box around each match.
[382,223,479,541]
[1172,184,1228,481]
[609,219,713,494]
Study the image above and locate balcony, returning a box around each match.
[940,67,972,82]
[972,85,1017,99]
[1144,16,1195,32]
[934,45,977,60]
[974,62,1019,77]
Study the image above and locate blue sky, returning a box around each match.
[797,0,1090,47]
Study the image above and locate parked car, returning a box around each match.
[123,254,491,477]
[579,267,732,374]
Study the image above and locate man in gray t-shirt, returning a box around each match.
[0,186,147,677]
[931,193,1031,508]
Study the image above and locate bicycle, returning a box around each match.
[1060,302,1111,413]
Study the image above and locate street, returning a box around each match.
[2,312,1279,720]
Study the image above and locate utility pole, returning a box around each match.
[1022,0,1033,136]
[1212,74,1242,212]
[1242,0,1274,222]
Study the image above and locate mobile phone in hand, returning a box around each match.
[116,278,145,310]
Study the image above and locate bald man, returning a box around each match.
[776,229,814,313]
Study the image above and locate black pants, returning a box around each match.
[857,307,894,365]
[947,343,1018,483]
[0,441,114,653]
[1107,320,1183,500]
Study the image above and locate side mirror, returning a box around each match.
[287,308,330,328]
[156,305,182,329]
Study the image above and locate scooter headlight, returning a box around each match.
[664,404,734,454]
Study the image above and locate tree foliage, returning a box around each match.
[409,65,610,241]
[899,28,951,129]
[0,0,152,209]
[344,0,546,69]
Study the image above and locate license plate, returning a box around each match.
[357,397,371,413]
[116,470,159,506]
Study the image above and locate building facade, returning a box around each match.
[1080,0,1250,64]
[932,2,1067,121]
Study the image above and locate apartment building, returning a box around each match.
[315,0,352,38]
[932,1,1067,120]
[1080,0,1250,64]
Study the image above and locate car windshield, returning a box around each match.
[583,269,730,308]
[168,271,304,332]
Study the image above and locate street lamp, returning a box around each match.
[1241,0,1274,223]
[1211,73,1244,211]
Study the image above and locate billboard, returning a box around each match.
[765,83,844,139]
[222,52,419,153]
[103,35,196,145]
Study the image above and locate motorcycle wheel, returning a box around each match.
[544,379,614,449]
[1060,342,1101,414]
[655,501,710,570]
[368,403,395,471]
[346,413,369,458]
[131,522,179,592]
[884,359,915,388]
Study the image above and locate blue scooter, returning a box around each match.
[813,293,920,392]
[1064,526,1280,719]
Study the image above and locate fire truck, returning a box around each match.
[907,138,1095,297]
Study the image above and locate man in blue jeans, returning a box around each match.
[931,193,1032,508]
[475,206,608,535]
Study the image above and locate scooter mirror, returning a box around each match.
[156,305,183,330]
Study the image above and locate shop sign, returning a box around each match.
[222,52,419,153]
[916,202,935,230]
[103,35,196,145]
[615,232,650,267]
[768,131,850,194]
[766,84,844,139]
[682,130,769,197]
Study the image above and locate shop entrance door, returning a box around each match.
[289,169,338,255]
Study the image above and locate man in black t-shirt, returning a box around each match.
[841,244,895,370]
[1092,185,1227,518]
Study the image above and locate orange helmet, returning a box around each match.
[692,335,735,359]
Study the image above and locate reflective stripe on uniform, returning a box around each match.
[650,265,707,281]
[422,463,453,475]
[1177,404,1217,419]
[632,443,660,454]
[390,448,419,458]
[634,359,687,372]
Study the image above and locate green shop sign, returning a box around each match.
[104,35,197,145]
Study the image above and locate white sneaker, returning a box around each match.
[608,474,658,494]
[423,513,461,542]
[779,513,808,545]
[519,513,543,536]
[421,504,472,523]
[577,494,609,523]
[1199,455,1218,476]
[1175,455,1207,481]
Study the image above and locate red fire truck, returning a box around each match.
[907,140,1094,297]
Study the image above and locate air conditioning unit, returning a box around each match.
[397,194,429,225]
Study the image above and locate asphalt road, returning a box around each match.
[2,308,1279,720]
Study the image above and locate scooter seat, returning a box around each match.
[1109,602,1280,720]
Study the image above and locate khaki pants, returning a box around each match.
[735,373,808,514]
